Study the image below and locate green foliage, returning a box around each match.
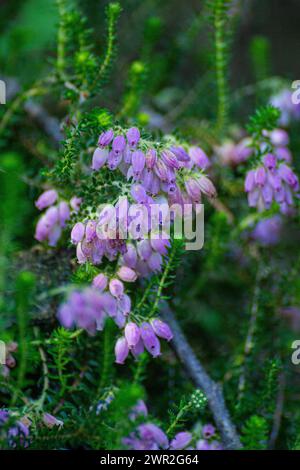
[241,415,268,450]
[11,271,36,405]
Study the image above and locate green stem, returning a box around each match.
[56,0,68,76]
[166,403,191,436]
[148,243,178,318]
[214,0,229,134]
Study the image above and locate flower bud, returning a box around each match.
[117,266,138,282]
[98,129,114,147]
[170,432,192,450]
[92,148,108,170]
[150,318,173,341]
[92,273,108,291]
[140,322,161,357]
[161,149,180,169]
[126,127,140,147]
[145,149,157,169]
[132,150,146,177]
[71,222,85,244]
[109,279,124,297]
[189,146,210,169]
[112,135,126,156]
[125,322,141,348]
[35,189,58,210]
[115,337,129,364]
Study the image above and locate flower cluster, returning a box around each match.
[56,126,217,363]
[216,128,292,167]
[35,190,81,246]
[0,410,30,448]
[92,127,214,204]
[58,284,131,333]
[245,155,299,213]
[115,319,173,364]
[270,89,300,126]
[122,401,223,450]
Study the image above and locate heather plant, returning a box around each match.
[0,0,300,452]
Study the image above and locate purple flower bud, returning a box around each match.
[189,146,210,169]
[125,322,141,348]
[185,178,202,202]
[161,149,180,169]
[44,206,59,225]
[142,169,154,192]
[101,292,117,317]
[131,337,144,357]
[117,266,138,282]
[196,175,217,198]
[58,304,74,329]
[137,239,152,261]
[118,293,131,316]
[202,424,215,438]
[146,149,157,169]
[123,145,132,164]
[35,189,58,210]
[129,400,148,420]
[149,174,160,195]
[270,129,289,147]
[71,222,85,244]
[150,237,170,255]
[247,188,260,207]
[140,322,161,357]
[109,279,124,298]
[43,413,63,428]
[147,252,162,272]
[58,201,70,227]
[131,184,148,204]
[98,129,114,147]
[244,170,256,192]
[132,150,146,178]
[170,432,192,450]
[112,135,126,156]
[107,150,122,170]
[151,318,173,341]
[263,153,276,171]
[76,242,87,264]
[92,148,108,170]
[275,146,292,163]
[170,146,190,163]
[92,273,108,291]
[196,439,211,450]
[255,166,267,186]
[278,164,299,189]
[115,337,129,364]
[70,196,82,212]
[123,244,138,268]
[138,423,168,449]
[262,184,273,208]
[154,160,168,182]
[85,220,97,242]
[126,127,140,147]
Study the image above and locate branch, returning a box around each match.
[162,302,242,450]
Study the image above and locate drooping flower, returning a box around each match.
[115,337,129,364]
[98,129,114,147]
[170,432,192,450]
[150,318,173,341]
[43,413,63,429]
[35,189,58,210]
